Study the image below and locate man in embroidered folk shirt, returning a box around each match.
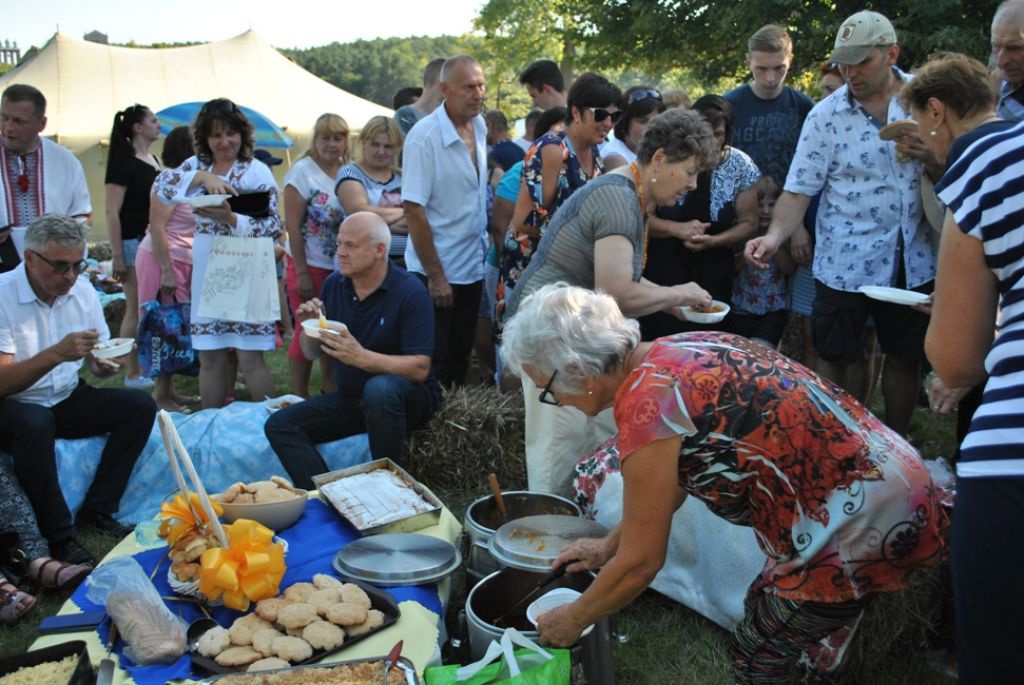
[0,85,91,266]
[401,55,489,387]
[0,215,156,566]
[745,11,941,438]
[265,212,442,490]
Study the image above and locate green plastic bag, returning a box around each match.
[425,628,571,685]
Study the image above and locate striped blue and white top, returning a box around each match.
[936,121,1024,478]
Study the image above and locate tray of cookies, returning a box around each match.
[195,655,419,684]
[313,458,443,536]
[188,575,399,675]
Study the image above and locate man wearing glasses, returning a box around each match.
[0,84,91,263]
[0,214,156,566]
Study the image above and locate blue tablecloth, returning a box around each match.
[72,499,442,685]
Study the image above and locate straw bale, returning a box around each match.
[402,385,526,492]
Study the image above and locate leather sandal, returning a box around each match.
[0,577,35,624]
[31,558,92,592]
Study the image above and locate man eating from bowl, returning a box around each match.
[265,212,442,489]
[0,214,156,565]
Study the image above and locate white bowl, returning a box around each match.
[680,300,730,324]
[187,194,231,209]
[301,318,347,340]
[526,588,594,637]
[92,337,135,359]
[216,488,309,531]
[263,394,305,413]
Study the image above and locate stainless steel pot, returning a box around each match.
[465,567,615,685]
[463,491,580,587]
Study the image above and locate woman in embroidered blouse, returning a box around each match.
[494,74,621,328]
[642,94,760,340]
[336,115,406,265]
[152,98,282,408]
[502,284,946,683]
[283,113,349,397]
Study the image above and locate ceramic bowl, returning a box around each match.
[680,300,730,324]
[216,488,308,531]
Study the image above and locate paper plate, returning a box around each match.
[858,285,930,306]
[527,588,594,636]
[187,194,231,209]
[263,394,305,413]
[301,318,347,339]
[92,338,134,359]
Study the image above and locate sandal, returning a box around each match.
[0,576,35,624]
[31,558,92,592]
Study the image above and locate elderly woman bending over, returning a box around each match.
[503,108,717,495]
[502,284,947,683]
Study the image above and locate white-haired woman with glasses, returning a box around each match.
[152,98,282,408]
[601,86,667,170]
[503,283,947,683]
[503,108,717,495]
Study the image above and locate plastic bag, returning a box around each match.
[137,297,199,378]
[85,556,186,665]
[425,628,570,685]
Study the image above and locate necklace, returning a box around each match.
[629,162,650,268]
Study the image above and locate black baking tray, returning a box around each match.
[188,580,400,675]
[197,654,419,683]
[0,639,94,685]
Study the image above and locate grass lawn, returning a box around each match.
[0,346,958,683]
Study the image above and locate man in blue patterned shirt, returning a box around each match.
[744,11,941,437]
[992,1,1024,122]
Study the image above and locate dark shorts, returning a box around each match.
[729,310,788,347]
[811,279,932,365]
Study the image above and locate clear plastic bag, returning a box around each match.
[85,556,187,665]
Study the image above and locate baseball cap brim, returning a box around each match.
[830,44,874,65]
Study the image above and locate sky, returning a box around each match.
[1,0,486,52]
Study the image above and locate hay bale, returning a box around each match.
[403,385,526,492]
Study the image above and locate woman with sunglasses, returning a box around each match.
[152,98,282,408]
[641,94,760,340]
[601,86,667,170]
[502,108,717,495]
[104,104,162,389]
[495,74,621,333]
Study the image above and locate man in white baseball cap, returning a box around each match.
[746,9,941,444]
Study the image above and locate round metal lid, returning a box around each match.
[332,533,461,586]
[488,515,608,573]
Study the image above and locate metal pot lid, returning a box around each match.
[332,533,461,586]
[488,515,608,573]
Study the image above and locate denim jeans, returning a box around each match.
[264,374,440,489]
[0,380,156,543]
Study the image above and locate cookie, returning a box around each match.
[271,635,313,663]
[277,602,318,629]
[325,602,367,626]
[251,627,284,657]
[229,613,272,646]
[340,583,372,611]
[247,657,290,672]
[196,626,230,657]
[345,609,385,637]
[308,588,343,616]
[219,482,245,504]
[233,492,256,504]
[215,645,263,667]
[255,597,290,623]
[302,620,345,650]
[312,573,343,590]
[254,487,294,503]
[283,582,316,604]
[271,476,295,492]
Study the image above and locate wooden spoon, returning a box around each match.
[488,473,508,521]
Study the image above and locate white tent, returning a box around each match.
[0,31,393,239]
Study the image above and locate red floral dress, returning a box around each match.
[615,333,946,602]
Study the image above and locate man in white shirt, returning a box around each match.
[0,84,91,260]
[0,215,156,565]
[402,55,489,387]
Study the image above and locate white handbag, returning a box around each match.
[197,235,280,323]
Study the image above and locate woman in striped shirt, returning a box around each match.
[927,120,1024,683]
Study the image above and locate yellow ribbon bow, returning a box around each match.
[198,519,286,611]
[157,492,223,545]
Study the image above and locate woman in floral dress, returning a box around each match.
[152,98,282,408]
[283,113,349,396]
[502,284,946,683]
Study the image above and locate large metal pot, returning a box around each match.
[465,567,615,685]
[463,491,580,587]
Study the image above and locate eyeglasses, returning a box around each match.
[585,107,622,124]
[627,89,662,105]
[200,99,240,117]
[27,250,88,276]
[538,370,561,406]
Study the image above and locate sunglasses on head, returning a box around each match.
[585,106,621,124]
[627,89,662,105]
[200,99,240,117]
[28,250,89,276]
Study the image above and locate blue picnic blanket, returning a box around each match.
[73,499,443,685]
[0,401,371,525]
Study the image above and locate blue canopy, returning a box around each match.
[155,102,294,149]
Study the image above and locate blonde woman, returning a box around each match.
[283,113,350,396]
[336,116,407,264]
